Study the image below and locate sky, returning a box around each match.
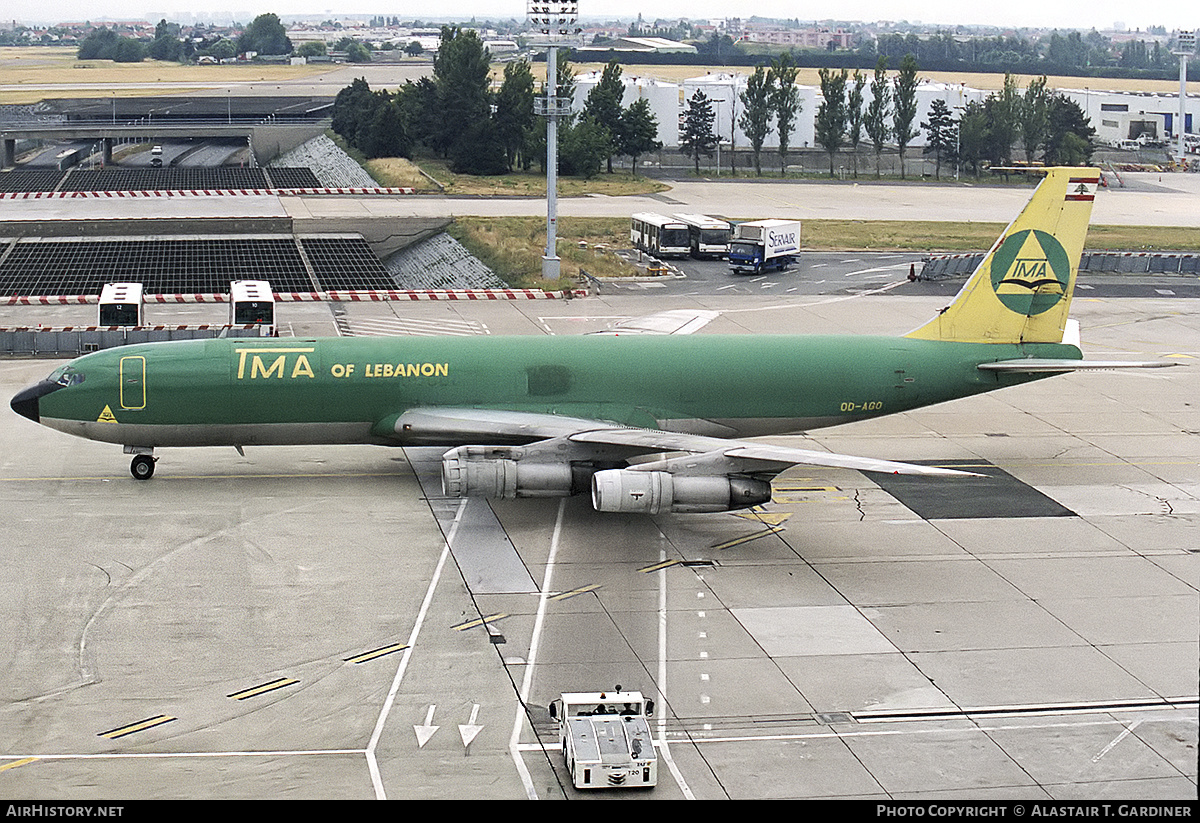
[5,0,1193,33]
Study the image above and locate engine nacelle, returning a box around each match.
[441,446,579,499]
[590,469,773,514]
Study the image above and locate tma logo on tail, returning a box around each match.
[989,229,1072,316]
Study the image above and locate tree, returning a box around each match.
[149,19,184,62]
[1043,93,1095,166]
[78,26,145,62]
[432,27,492,167]
[769,51,801,171]
[990,73,1021,166]
[237,13,291,56]
[554,49,576,106]
[451,118,508,175]
[618,97,661,176]
[332,77,375,142]
[494,58,535,173]
[559,115,608,178]
[1019,75,1051,163]
[342,41,372,63]
[297,41,327,58]
[404,41,423,57]
[204,39,236,61]
[738,66,774,176]
[583,60,625,173]
[357,93,410,159]
[395,77,440,156]
[921,98,957,179]
[957,100,991,177]
[814,68,848,176]
[78,27,118,60]
[892,54,919,178]
[845,70,866,178]
[679,90,718,175]
[111,37,146,63]
[864,56,891,177]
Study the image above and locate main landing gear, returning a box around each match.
[124,446,156,480]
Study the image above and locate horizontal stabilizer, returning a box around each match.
[978,359,1180,373]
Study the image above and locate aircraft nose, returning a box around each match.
[10,380,62,424]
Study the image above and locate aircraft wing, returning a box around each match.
[395,407,976,479]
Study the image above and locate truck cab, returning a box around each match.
[549,688,657,789]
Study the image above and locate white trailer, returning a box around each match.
[549,688,657,789]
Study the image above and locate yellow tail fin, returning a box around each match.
[906,167,1100,344]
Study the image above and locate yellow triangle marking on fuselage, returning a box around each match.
[97,405,118,423]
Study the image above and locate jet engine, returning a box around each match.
[441,446,584,499]
[590,469,772,514]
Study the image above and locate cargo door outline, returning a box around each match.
[120,355,146,410]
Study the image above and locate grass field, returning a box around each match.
[0,46,329,103]
[450,217,641,287]
[7,46,1195,100]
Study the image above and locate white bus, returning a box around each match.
[229,280,276,336]
[98,282,143,327]
[672,213,732,258]
[630,213,690,258]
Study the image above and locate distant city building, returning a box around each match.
[739,27,854,50]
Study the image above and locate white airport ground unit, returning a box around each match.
[573,71,680,147]
[549,689,657,789]
[576,71,1196,152]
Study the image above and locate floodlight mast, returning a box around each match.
[527,1,583,281]
[1174,31,1195,164]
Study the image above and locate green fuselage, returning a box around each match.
[28,334,1079,449]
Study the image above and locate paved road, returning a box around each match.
[283,172,1200,226]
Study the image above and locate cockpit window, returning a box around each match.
[50,366,85,387]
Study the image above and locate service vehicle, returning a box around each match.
[728,219,800,274]
[98,282,143,327]
[672,212,732,258]
[549,687,657,789]
[229,280,276,336]
[630,213,690,258]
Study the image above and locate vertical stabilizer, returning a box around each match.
[906,167,1100,344]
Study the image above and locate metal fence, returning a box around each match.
[919,252,1200,280]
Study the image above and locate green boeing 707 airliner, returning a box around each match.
[9,167,1174,514]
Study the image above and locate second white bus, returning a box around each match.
[673,213,732,258]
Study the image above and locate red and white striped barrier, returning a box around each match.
[4,295,94,306]
[274,289,590,302]
[6,289,589,305]
[0,187,416,200]
[0,324,264,332]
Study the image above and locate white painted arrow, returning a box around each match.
[458,703,484,749]
[414,705,439,748]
